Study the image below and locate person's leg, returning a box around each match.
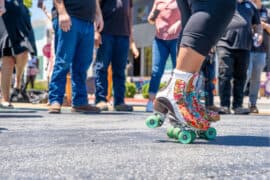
[204,57,213,107]
[244,52,254,93]
[176,0,236,73]
[147,38,177,112]
[249,52,266,109]
[169,39,178,69]
[49,17,77,107]
[24,75,30,90]
[1,56,15,104]
[95,34,113,104]
[232,50,250,110]
[14,51,28,89]
[69,19,100,113]
[111,35,130,107]
[218,47,234,110]
[30,75,35,89]
[154,0,235,129]
[148,38,170,100]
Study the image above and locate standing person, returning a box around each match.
[95,0,134,111]
[217,0,262,115]
[246,0,270,113]
[48,0,103,114]
[145,0,181,112]
[24,55,39,90]
[0,0,36,108]
[151,0,235,130]
[200,51,220,113]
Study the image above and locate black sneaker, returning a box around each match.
[9,88,20,102]
[114,103,133,112]
[20,89,30,102]
[249,105,259,114]
[232,107,250,115]
[219,106,231,114]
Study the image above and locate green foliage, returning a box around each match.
[142,83,150,99]
[125,82,137,98]
[142,82,167,99]
[29,80,48,91]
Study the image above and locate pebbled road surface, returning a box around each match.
[0,109,269,179]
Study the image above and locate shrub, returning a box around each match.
[28,80,48,91]
[142,82,167,99]
[125,82,137,98]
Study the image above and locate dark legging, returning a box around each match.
[177,0,236,56]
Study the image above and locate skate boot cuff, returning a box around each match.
[173,69,193,82]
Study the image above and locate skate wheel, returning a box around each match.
[173,128,181,139]
[178,130,193,144]
[167,127,175,138]
[204,127,217,140]
[146,115,161,128]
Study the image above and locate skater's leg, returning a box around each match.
[155,0,235,129]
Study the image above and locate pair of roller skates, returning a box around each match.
[146,73,219,144]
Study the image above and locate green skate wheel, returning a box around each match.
[173,128,181,139]
[204,127,217,140]
[167,127,175,138]
[178,130,193,144]
[189,131,196,142]
[146,115,161,128]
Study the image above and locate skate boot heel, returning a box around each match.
[153,98,169,114]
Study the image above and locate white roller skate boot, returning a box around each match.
[148,69,210,130]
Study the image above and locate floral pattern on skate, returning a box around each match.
[186,74,220,122]
[174,79,210,130]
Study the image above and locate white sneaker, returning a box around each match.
[146,101,154,112]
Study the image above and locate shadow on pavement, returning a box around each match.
[155,136,270,147]
[0,115,43,118]
[207,135,270,147]
[0,109,37,113]
[0,128,8,133]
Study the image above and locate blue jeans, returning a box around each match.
[148,37,177,95]
[49,17,94,106]
[246,52,266,105]
[95,34,129,106]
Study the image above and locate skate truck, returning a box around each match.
[145,104,217,144]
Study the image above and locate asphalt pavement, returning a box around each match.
[0,100,269,179]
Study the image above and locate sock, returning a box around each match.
[173,69,193,82]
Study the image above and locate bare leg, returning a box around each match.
[1,56,15,103]
[176,47,205,73]
[14,51,28,89]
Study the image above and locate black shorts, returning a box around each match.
[0,0,36,57]
[177,0,236,56]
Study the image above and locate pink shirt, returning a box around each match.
[150,0,181,40]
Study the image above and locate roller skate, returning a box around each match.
[187,73,220,122]
[145,70,217,144]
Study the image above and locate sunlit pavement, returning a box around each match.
[0,97,269,179]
